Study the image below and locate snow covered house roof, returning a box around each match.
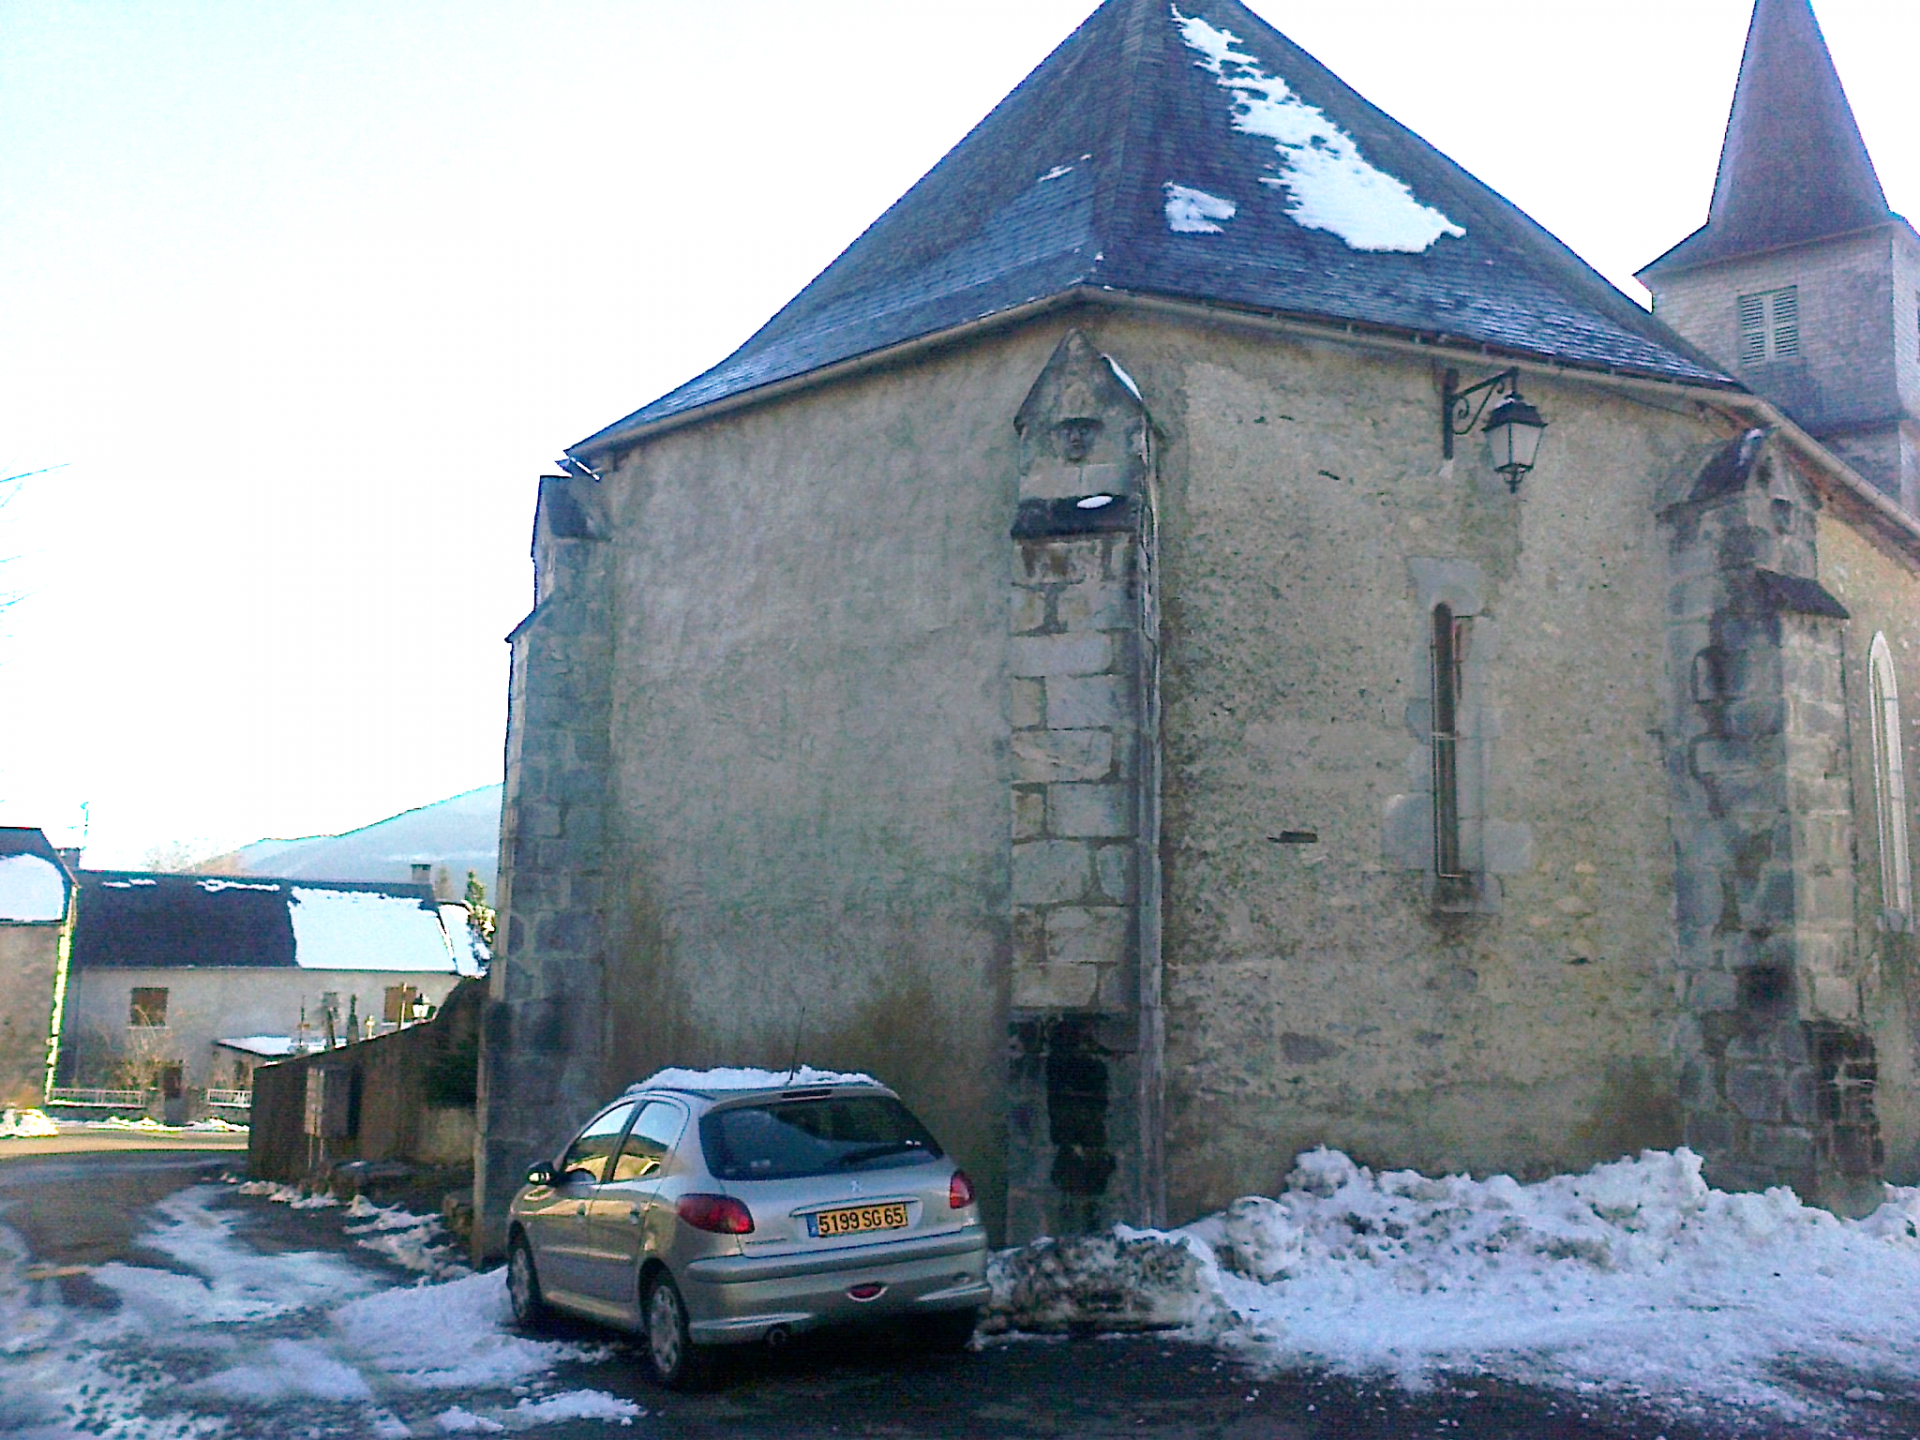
[0,828,72,925]
[572,0,1730,457]
[69,872,478,975]
[1640,0,1896,278]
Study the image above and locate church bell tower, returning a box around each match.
[1639,0,1920,512]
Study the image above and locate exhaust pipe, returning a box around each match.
[765,1325,792,1351]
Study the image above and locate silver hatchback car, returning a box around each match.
[505,1072,991,1387]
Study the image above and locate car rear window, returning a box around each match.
[700,1095,943,1181]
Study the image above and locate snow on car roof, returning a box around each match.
[625,1065,878,1096]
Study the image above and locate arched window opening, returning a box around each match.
[1431,605,1467,881]
[1869,633,1911,917]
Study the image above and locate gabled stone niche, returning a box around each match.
[1660,429,1882,1214]
[1003,330,1163,1241]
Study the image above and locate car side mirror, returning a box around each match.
[525,1163,555,1186]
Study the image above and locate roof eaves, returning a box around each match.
[568,285,1737,464]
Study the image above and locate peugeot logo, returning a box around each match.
[848,1179,862,1195]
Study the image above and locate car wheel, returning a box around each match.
[916,1308,979,1352]
[642,1271,714,1390]
[507,1235,552,1331]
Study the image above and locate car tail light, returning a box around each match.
[677,1194,754,1234]
[949,1170,975,1209]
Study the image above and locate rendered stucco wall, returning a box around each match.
[0,925,65,1105]
[1083,310,1704,1220]
[1818,507,1920,1182]
[61,968,463,1091]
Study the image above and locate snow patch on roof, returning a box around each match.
[102,877,157,887]
[217,1035,310,1058]
[1172,7,1464,254]
[288,887,459,973]
[629,1065,878,1094]
[197,878,279,893]
[1163,182,1236,234]
[0,853,66,922]
[1038,164,1076,183]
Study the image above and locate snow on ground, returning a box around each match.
[0,1108,61,1138]
[629,1063,876,1092]
[0,1182,637,1436]
[991,1145,1920,1428]
[1170,6,1464,253]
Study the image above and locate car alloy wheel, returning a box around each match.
[507,1236,551,1330]
[643,1272,712,1390]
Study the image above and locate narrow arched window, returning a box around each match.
[1431,605,1466,880]
[1869,633,1912,917]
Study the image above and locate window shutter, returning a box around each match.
[1738,292,1767,365]
[1771,287,1799,358]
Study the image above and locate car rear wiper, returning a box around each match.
[835,1140,925,1166]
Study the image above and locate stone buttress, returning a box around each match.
[1661,429,1883,1212]
[473,473,616,1259]
[1003,330,1165,1241]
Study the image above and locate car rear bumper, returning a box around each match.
[682,1229,990,1344]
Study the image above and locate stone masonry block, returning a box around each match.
[1735,867,1797,929]
[1095,844,1133,903]
[1013,730,1114,784]
[1811,973,1861,1019]
[1050,783,1131,838]
[1727,1065,1785,1122]
[1048,906,1127,967]
[1012,788,1045,841]
[1013,962,1101,1010]
[521,801,562,840]
[1056,577,1134,631]
[1010,632,1114,677]
[1016,540,1106,586]
[1010,679,1045,729]
[1749,1124,1816,1173]
[1048,675,1127,729]
[1012,841,1094,906]
[1010,588,1050,635]
[1785,1067,1823,1125]
[1011,909,1046,969]
[1688,971,1740,1012]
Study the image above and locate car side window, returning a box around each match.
[606,1100,685,1182]
[560,1102,637,1183]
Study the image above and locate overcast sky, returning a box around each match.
[2,0,1915,868]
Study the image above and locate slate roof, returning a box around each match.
[1641,0,1892,278]
[69,872,475,975]
[573,0,1730,457]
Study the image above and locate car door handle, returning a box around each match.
[627,1206,642,1224]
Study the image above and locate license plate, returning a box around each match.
[809,1202,908,1239]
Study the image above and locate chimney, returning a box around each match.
[410,861,433,887]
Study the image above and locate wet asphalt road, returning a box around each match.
[0,1148,1912,1439]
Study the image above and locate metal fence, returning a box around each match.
[45,1086,148,1108]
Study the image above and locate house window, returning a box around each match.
[129,987,169,1027]
[1431,605,1467,881]
[1738,286,1799,365]
[1869,633,1911,917]
[384,984,422,1024]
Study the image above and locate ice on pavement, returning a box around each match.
[0,1183,636,1437]
[991,1145,1920,1424]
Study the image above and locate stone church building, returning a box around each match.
[474,0,1920,1253]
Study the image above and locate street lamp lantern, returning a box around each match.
[1442,366,1548,492]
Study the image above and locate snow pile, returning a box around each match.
[344,1196,470,1278]
[0,853,66,921]
[334,1269,607,1389]
[511,1390,642,1426]
[630,1064,876,1093]
[0,1109,61,1138]
[987,1228,1228,1334]
[1170,7,1464,253]
[1163,182,1236,234]
[994,1146,1920,1422]
[193,1338,374,1404]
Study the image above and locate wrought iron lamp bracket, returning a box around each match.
[1441,366,1520,460]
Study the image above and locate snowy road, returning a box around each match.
[0,1151,1909,1438]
